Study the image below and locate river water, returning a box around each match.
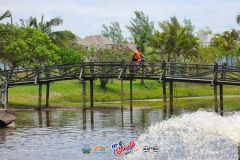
[0,108,239,160]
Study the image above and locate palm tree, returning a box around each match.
[0,10,12,24]
[158,16,198,62]
[211,29,239,65]
[236,13,240,25]
[19,14,67,46]
[126,11,154,53]
[0,10,12,69]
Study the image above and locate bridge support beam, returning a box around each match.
[46,83,50,108]
[37,83,42,110]
[90,79,94,108]
[121,80,123,111]
[169,82,173,111]
[82,80,86,110]
[6,86,8,104]
[0,78,7,109]
[130,79,132,111]
[220,85,223,110]
[162,82,167,112]
[214,85,218,112]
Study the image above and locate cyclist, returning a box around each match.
[131,46,145,72]
[131,46,145,64]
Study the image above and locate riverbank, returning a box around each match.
[6,79,240,110]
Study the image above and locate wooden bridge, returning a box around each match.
[0,60,240,111]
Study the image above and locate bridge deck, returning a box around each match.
[0,61,240,86]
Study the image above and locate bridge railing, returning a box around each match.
[163,62,215,81]
[218,64,240,84]
[120,61,163,79]
[81,62,122,79]
[37,63,81,82]
[1,61,240,85]
[0,67,36,85]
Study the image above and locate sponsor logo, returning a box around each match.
[111,140,139,156]
[143,146,158,154]
[92,145,107,154]
[82,144,91,154]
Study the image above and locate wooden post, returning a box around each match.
[161,61,167,112]
[82,80,86,110]
[90,59,94,108]
[214,85,218,112]
[121,79,123,111]
[90,79,93,107]
[82,110,86,125]
[169,82,173,111]
[130,79,133,111]
[121,111,124,127]
[141,62,144,85]
[220,63,226,111]
[38,110,42,127]
[220,85,223,110]
[46,83,50,108]
[162,82,167,112]
[38,83,42,109]
[91,110,94,124]
[46,111,50,127]
[130,110,133,124]
[162,110,168,120]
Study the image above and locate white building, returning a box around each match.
[76,35,113,50]
[197,34,214,47]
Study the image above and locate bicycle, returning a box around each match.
[130,58,149,74]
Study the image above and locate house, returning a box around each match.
[197,34,214,47]
[77,35,114,50]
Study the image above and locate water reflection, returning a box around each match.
[91,110,94,125]
[46,111,50,127]
[1,107,233,160]
[12,107,174,131]
[38,110,42,127]
[12,108,212,129]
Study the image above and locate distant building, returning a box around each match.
[77,35,113,50]
[0,63,3,70]
[197,34,214,47]
[125,44,137,51]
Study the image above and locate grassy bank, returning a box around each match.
[7,79,240,109]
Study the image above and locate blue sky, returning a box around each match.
[1,0,240,38]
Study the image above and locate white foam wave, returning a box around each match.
[126,109,240,160]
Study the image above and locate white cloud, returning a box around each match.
[0,0,239,38]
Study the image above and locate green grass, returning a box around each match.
[7,79,240,109]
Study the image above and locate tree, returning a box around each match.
[101,21,127,44]
[158,16,199,62]
[211,29,239,51]
[19,14,71,47]
[146,30,167,61]
[198,46,224,64]
[0,24,60,68]
[196,26,212,35]
[0,10,12,23]
[92,44,132,88]
[236,13,240,25]
[19,14,63,34]
[211,29,240,65]
[56,48,83,64]
[126,11,154,53]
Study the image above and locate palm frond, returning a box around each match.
[0,10,12,21]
